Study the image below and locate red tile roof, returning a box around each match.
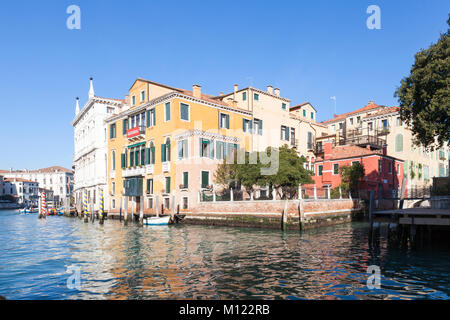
[4,177,38,183]
[315,144,403,162]
[322,102,384,124]
[364,106,400,118]
[0,166,73,174]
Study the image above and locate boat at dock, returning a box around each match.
[143,215,171,226]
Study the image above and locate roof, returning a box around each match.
[4,177,38,183]
[0,166,73,174]
[290,102,317,112]
[214,86,291,103]
[316,145,404,162]
[364,106,400,119]
[322,102,385,125]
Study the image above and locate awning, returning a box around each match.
[127,142,146,148]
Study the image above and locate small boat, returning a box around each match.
[143,215,171,226]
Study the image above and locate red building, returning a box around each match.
[310,142,404,198]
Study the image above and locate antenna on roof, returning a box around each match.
[247,76,253,88]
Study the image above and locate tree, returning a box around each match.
[394,15,450,151]
[340,162,365,193]
[213,145,314,199]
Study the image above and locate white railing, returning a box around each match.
[122,167,145,177]
[145,164,154,174]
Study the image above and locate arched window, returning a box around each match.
[395,134,403,152]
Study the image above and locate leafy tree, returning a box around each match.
[394,16,450,151]
[340,162,365,193]
[213,160,237,189]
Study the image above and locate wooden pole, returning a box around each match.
[139,196,144,226]
[282,200,288,231]
[119,197,122,222]
[369,190,375,244]
[83,190,88,223]
[124,196,128,225]
[99,189,104,225]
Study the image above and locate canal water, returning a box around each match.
[0,209,449,300]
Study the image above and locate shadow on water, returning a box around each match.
[0,210,449,300]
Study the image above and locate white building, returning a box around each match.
[3,178,39,206]
[0,167,73,204]
[71,78,124,212]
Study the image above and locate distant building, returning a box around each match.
[310,141,404,199]
[3,178,39,206]
[0,176,3,196]
[0,166,73,204]
[71,78,124,212]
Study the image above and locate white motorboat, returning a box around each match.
[143,215,171,226]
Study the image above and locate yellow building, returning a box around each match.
[106,79,253,215]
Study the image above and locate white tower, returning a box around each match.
[89,77,95,99]
[75,97,80,115]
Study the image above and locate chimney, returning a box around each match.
[274,88,280,97]
[368,100,374,105]
[267,85,273,95]
[219,92,224,96]
[193,84,202,98]
[125,95,130,105]
[234,84,238,93]
[75,97,80,115]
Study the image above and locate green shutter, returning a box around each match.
[130,151,134,167]
[167,142,171,161]
[183,172,188,188]
[135,149,139,166]
[199,138,203,157]
[151,145,155,164]
[226,115,230,129]
[286,127,290,141]
[121,154,125,168]
[242,119,246,132]
[209,140,214,159]
[146,110,150,127]
[141,148,145,165]
[201,171,209,188]
[166,177,171,193]
[161,144,166,162]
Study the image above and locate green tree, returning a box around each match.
[340,162,365,193]
[394,16,450,151]
[213,160,238,189]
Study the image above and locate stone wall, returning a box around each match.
[185,199,364,230]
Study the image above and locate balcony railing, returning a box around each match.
[122,167,145,177]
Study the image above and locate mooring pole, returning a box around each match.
[99,189,104,225]
[124,196,129,225]
[282,200,288,231]
[83,190,88,223]
[119,197,122,222]
[368,190,375,244]
[139,196,144,226]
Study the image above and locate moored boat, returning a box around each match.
[143,215,171,226]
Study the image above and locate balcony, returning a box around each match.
[376,126,390,136]
[340,135,384,149]
[126,125,145,142]
[122,166,145,178]
[162,162,170,173]
[145,164,154,175]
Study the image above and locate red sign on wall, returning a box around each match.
[127,127,141,138]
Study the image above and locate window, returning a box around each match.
[333,163,339,175]
[140,91,145,102]
[112,182,115,195]
[131,95,136,106]
[282,103,286,110]
[165,177,171,194]
[396,117,403,126]
[243,119,252,133]
[200,138,214,158]
[281,126,289,141]
[164,197,170,210]
[352,161,360,166]
[178,139,188,159]
[395,134,403,152]
[180,103,190,121]
[368,122,373,131]
[318,165,323,176]
[307,132,313,150]
[112,199,116,209]
[111,151,116,170]
[357,116,361,123]
[378,159,382,172]
[215,141,226,160]
[397,163,401,175]
[165,102,171,121]
[254,119,263,135]
[254,93,259,101]
[311,112,314,120]
[290,128,296,146]
[182,197,188,210]
[382,119,388,129]
[146,179,153,194]
[148,198,153,209]
[219,113,230,129]
[110,123,116,139]
[161,138,171,162]
[303,110,306,117]
[331,124,335,132]
[350,118,354,125]
[339,122,343,130]
[182,172,188,189]
[122,119,129,135]
[201,171,209,188]
[388,161,393,174]
[242,92,247,101]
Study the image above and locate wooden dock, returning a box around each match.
[374,208,450,226]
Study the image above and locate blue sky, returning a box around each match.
[0,0,448,170]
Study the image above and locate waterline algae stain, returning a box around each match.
[0,209,449,300]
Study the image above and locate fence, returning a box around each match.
[200,185,352,203]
